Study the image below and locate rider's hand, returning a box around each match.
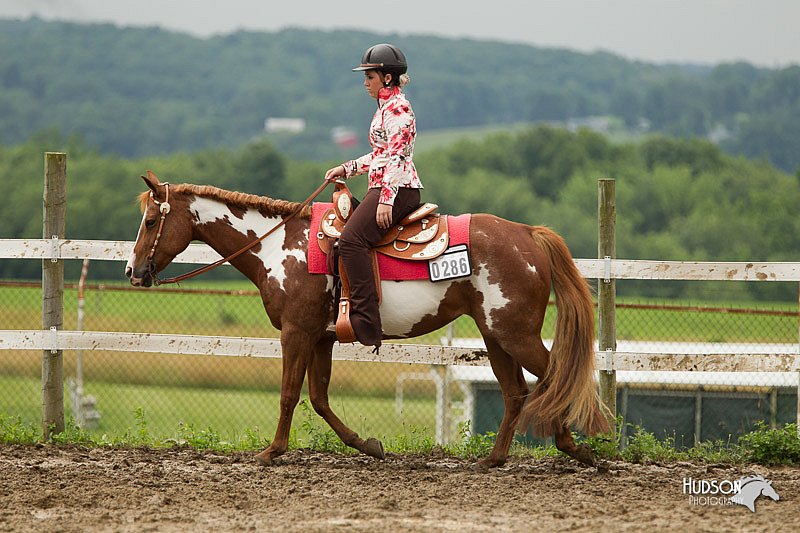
[324,165,346,182]
[376,203,393,229]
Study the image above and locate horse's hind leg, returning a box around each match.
[494,336,596,466]
[475,337,529,471]
[554,423,596,466]
[255,325,314,466]
[306,337,384,459]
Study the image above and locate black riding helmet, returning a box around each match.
[352,43,407,75]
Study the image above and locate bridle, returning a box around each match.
[147,182,171,266]
[143,179,331,285]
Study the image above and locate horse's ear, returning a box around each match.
[141,170,160,194]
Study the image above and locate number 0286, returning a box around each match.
[428,244,472,282]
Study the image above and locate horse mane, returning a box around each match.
[138,184,312,219]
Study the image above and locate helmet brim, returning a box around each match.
[352,63,385,72]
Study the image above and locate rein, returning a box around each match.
[149,179,332,285]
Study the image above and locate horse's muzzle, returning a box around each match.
[126,263,154,287]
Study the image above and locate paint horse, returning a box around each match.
[126,172,609,468]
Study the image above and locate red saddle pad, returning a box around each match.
[307,202,471,281]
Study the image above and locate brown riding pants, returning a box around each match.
[339,187,421,347]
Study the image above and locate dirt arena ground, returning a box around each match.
[1,444,797,532]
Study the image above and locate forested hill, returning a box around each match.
[1,18,799,171]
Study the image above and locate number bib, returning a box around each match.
[428,244,472,282]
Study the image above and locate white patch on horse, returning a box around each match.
[379,280,453,337]
[125,210,147,272]
[189,197,305,290]
[528,264,537,275]
[471,262,510,330]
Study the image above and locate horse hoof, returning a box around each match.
[471,461,491,473]
[573,444,596,466]
[473,457,504,472]
[364,437,385,460]
[254,451,275,467]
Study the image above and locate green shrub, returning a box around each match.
[0,415,38,444]
[622,426,678,463]
[49,418,95,445]
[177,423,235,452]
[581,416,624,460]
[390,425,437,454]
[298,400,350,455]
[447,421,495,459]
[739,422,800,465]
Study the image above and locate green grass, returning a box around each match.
[415,122,537,152]
[4,405,798,466]
[0,280,484,340]
[0,374,436,444]
[614,297,798,342]
[3,281,795,342]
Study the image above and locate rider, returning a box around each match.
[324,43,423,349]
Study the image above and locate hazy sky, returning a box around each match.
[2,0,798,67]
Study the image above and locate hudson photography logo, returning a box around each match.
[682,475,780,512]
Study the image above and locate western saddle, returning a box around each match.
[316,181,450,343]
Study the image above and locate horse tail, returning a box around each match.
[520,226,610,437]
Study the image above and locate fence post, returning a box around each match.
[42,152,66,438]
[597,179,617,432]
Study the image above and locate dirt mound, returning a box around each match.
[0,445,796,532]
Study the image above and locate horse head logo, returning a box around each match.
[731,475,780,513]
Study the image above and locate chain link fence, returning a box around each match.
[612,287,799,448]
[1,271,798,447]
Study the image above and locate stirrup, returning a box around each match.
[335,298,357,344]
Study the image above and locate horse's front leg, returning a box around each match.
[255,324,314,466]
[307,337,384,459]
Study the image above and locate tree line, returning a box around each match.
[1,19,799,172]
[1,127,797,301]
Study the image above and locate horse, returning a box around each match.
[125,171,609,468]
[731,475,780,512]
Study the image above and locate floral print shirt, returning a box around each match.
[343,86,423,205]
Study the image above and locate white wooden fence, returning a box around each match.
[0,154,798,438]
[3,236,800,371]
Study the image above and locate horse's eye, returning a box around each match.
[145,219,157,229]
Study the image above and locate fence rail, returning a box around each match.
[2,330,799,373]
[4,238,800,281]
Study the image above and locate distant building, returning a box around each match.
[708,123,732,144]
[264,117,306,134]
[331,126,359,148]
[566,115,614,134]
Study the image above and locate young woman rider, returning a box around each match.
[323,43,423,349]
